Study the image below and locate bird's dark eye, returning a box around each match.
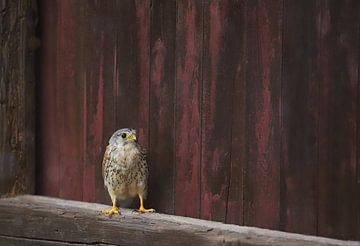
[121,133,127,139]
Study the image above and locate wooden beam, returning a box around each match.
[0,196,358,246]
[0,0,37,196]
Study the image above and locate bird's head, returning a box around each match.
[109,128,137,145]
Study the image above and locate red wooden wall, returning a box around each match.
[37,0,360,240]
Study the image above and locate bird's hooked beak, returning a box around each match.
[128,133,137,142]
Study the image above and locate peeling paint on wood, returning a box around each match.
[318,0,360,240]
[35,0,360,241]
[175,0,202,218]
[244,0,282,230]
[281,0,320,235]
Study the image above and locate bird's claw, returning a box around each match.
[102,207,120,215]
[136,207,155,213]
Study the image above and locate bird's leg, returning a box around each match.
[136,194,155,213]
[102,195,120,215]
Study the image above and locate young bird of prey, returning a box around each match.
[102,128,154,215]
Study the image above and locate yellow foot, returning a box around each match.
[136,207,155,213]
[102,206,120,215]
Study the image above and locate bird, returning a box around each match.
[101,128,155,215]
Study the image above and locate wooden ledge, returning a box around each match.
[0,196,358,246]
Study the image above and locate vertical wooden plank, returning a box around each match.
[37,0,60,197]
[95,1,120,204]
[318,0,359,240]
[243,0,282,229]
[358,30,360,241]
[115,0,150,205]
[0,0,37,196]
[174,0,202,217]
[37,0,151,205]
[135,0,151,150]
[79,1,105,203]
[201,0,233,222]
[114,0,150,147]
[149,0,176,214]
[358,20,360,242]
[81,0,151,204]
[224,0,247,225]
[281,0,320,235]
[56,0,83,200]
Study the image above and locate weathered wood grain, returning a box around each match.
[174,0,202,218]
[357,19,360,242]
[0,235,98,246]
[0,195,359,246]
[85,0,151,205]
[243,0,282,230]
[0,0,37,196]
[148,0,176,214]
[114,0,150,145]
[34,0,360,240]
[78,1,103,203]
[37,0,60,197]
[93,0,129,205]
[318,0,360,240]
[201,0,233,223]
[37,0,151,205]
[281,0,320,235]
[56,0,84,201]
[38,0,84,200]
[225,0,247,225]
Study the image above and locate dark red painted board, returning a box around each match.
[174,0,202,218]
[35,0,360,240]
[84,1,107,203]
[243,0,282,230]
[114,0,150,143]
[39,0,85,200]
[57,0,84,200]
[38,0,60,197]
[148,0,176,214]
[201,0,234,222]
[37,0,151,205]
[318,0,359,240]
[280,0,321,235]
[358,58,360,241]
[222,0,247,225]
[358,24,360,241]
[81,0,151,204]
[112,0,151,206]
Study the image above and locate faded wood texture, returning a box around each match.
[0,0,37,196]
[36,0,360,241]
[243,0,282,230]
[317,0,360,240]
[281,0,321,235]
[1,196,359,246]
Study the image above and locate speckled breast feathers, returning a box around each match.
[102,141,148,200]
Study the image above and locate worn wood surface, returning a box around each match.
[148,0,176,214]
[0,235,91,246]
[281,0,320,235]
[317,0,360,240]
[174,0,202,218]
[243,0,282,230]
[225,0,246,226]
[0,195,359,246]
[0,0,37,196]
[201,0,233,222]
[36,0,360,240]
